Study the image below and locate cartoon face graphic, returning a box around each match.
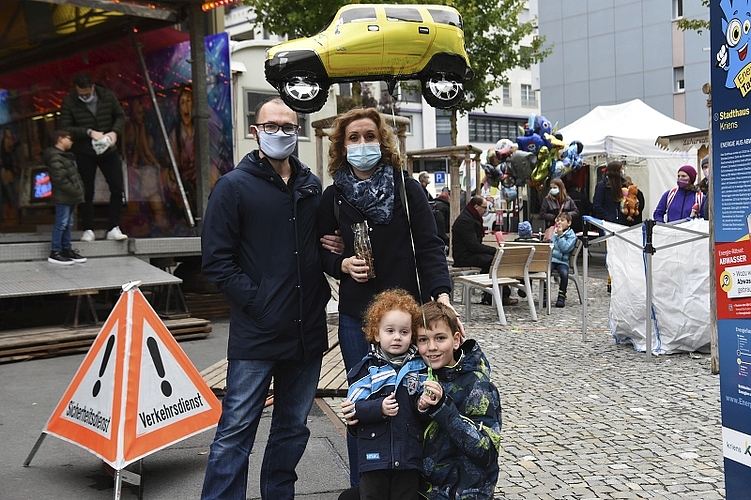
[718,0,751,91]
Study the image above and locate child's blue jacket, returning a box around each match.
[346,345,427,474]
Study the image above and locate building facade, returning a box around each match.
[225,2,542,183]
[539,0,710,129]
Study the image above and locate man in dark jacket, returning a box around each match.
[60,73,127,242]
[452,195,516,305]
[200,97,333,500]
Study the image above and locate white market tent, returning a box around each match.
[558,99,699,216]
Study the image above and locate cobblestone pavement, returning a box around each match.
[324,259,724,499]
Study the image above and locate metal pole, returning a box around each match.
[130,32,195,227]
[582,222,589,342]
[644,219,656,361]
[189,0,211,228]
[23,432,46,466]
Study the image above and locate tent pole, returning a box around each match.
[644,219,656,361]
[582,222,589,342]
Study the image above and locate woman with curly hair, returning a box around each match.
[316,108,451,491]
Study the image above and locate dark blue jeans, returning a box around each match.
[76,150,123,230]
[51,203,75,252]
[200,356,322,500]
[552,262,569,294]
[338,313,370,487]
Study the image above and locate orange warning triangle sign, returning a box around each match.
[44,286,222,470]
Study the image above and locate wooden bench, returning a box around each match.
[201,315,346,397]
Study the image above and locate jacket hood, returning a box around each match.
[438,339,490,381]
[42,146,68,163]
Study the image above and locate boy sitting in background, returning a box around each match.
[417,302,502,500]
[549,212,577,307]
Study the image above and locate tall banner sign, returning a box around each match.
[711,2,751,497]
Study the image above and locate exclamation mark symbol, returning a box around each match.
[147,337,172,397]
[93,335,115,397]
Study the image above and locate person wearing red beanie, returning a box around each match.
[653,165,705,222]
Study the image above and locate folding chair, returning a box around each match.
[504,241,554,315]
[454,245,537,326]
[567,238,583,304]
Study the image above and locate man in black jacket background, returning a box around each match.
[452,195,517,306]
[60,73,127,242]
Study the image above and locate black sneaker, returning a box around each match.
[62,248,87,263]
[48,251,74,265]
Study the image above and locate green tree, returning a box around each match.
[245,0,551,145]
[676,0,710,34]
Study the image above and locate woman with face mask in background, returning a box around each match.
[653,165,705,222]
[316,108,453,495]
[539,178,580,229]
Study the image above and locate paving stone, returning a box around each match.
[324,259,725,499]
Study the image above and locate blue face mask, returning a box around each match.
[347,143,382,171]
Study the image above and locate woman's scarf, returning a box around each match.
[333,163,395,224]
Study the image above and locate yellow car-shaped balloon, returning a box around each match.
[265,4,474,113]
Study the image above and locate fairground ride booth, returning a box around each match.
[0,1,232,331]
[0,0,232,240]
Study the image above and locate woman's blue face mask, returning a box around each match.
[347,143,382,171]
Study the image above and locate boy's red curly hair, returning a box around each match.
[362,289,422,343]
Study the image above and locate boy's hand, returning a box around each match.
[418,381,443,411]
[341,400,358,425]
[381,392,398,417]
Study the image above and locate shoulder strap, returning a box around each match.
[399,172,426,308]
[666,187,679,209]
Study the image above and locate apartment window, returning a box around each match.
[468,116,527,143]
[435,110,452,147]
[672,0,683,19]
[502,85,511,106]
[399,81,422,103]
[244,90,308,139]
[674,67,685,93]
[521,84,538,107]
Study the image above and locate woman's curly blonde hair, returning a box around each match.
[328,108,404,177]
[362,288,422,344]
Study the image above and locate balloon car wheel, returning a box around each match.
[282,76,321,103]
[423,76,464,106]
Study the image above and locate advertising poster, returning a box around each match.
[711,1,751,496]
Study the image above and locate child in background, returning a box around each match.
[550,212,577,307]
[417,301,502,500]
[44,130,86,265]
[341,289,427,500]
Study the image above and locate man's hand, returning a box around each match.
[381,393,398,417]
[321,230,344,255]
[104,131,117,147]
[89,130,105,141]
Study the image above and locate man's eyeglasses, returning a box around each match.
[255,122,299,135]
